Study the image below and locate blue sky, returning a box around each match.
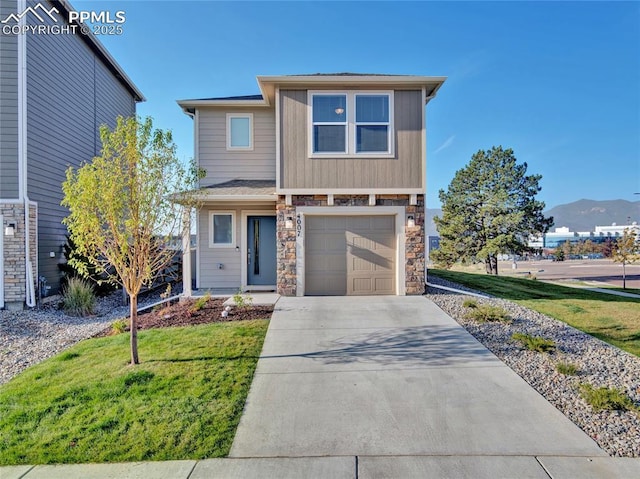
[74,0,639,209]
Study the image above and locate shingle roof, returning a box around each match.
[201,179,276,196]
[191,94,263,101]
[288,72,411,77]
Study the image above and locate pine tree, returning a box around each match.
[433,146,553,275]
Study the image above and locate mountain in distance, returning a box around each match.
[426,199,640,236]
[544,199,640,232]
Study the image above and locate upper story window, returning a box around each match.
[309,91,394,157]
[227,113,253,150]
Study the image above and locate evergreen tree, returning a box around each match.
[433,146,553,275]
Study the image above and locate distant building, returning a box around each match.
[528,223,639,249]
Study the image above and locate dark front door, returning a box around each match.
[247,216,277,286]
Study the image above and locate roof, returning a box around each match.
[190,94,264,102]
[56,1,145,102]
[177,73,446,113]
[196,180,277,202]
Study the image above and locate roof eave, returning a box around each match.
[257,75,447,105]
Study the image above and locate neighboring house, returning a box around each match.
[0,0,144,309]
[178,73,445,296]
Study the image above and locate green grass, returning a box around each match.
[0,320,268,465]
[429,269,640,356]
[511,333,556,353]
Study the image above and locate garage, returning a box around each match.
[305,215,396,295]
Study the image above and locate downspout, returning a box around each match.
[18,0,35,307]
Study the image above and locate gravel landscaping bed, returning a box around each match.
[0,285,181,385]
[426,275,640,457]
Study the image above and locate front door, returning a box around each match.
[247,216,277,286]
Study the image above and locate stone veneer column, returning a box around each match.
[1,202,37,308]
[276,198,297,296]
[404,195,425,295]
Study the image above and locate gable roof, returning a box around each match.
[177,73,446,114]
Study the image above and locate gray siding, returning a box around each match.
[198,108,276,186]
[24,1,136,292]
[0,0,19,198]
[280,89,423,190]
[197,204,274,289]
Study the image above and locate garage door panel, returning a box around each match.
[305,215,396,296]
[307,254,346,272]
[370,215,395,230]
[306,274,347,296]
[349,248,393,271]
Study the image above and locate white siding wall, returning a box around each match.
[198,108,276,185]
[197,204,274,289]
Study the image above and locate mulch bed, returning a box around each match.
[98,298,273,336]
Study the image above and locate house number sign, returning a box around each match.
[296,214,302,237]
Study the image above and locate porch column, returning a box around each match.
[182,208,192,297]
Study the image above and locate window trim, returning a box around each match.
[226,113,253,151]
[307,90,394,158]
[209,211,235,248]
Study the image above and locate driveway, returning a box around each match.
[230,296,604,458]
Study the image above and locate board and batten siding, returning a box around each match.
[25,7,136,292]
[198,108,276,185]
[197,204,274,289]
[0,0,19,199]
[279,89,423,190]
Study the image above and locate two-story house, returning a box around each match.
[178,74,444,296]
[0,0,143,309]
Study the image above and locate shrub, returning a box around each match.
[62,278,96,317]
[511,333,555,353]
[191,292,211,312]
[58,235,117,297]
[111,318,128,335]
[579,384,637,412]
[233,290,253,309]
[556,361,579,376]
[465,304,511,322]
[462,298,478,308]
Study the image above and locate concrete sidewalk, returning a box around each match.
[4,296,640,478]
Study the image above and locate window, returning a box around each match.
[210,212,234,247]
[309,91,393,157]
[227,113,253,150]
[355,95,389,153]
[312,95,347,153]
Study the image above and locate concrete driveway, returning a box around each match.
[230,296,605,460]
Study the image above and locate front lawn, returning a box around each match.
[428,269,640,356]
[0,320,268,465]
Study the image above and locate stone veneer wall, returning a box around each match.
[275,194,425,296]
[1,202,37,308]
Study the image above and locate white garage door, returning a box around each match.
[305,215,396,295]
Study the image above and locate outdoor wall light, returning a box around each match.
[406,215,416,228]
[4,222,16,236]
[285,217,294,229]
